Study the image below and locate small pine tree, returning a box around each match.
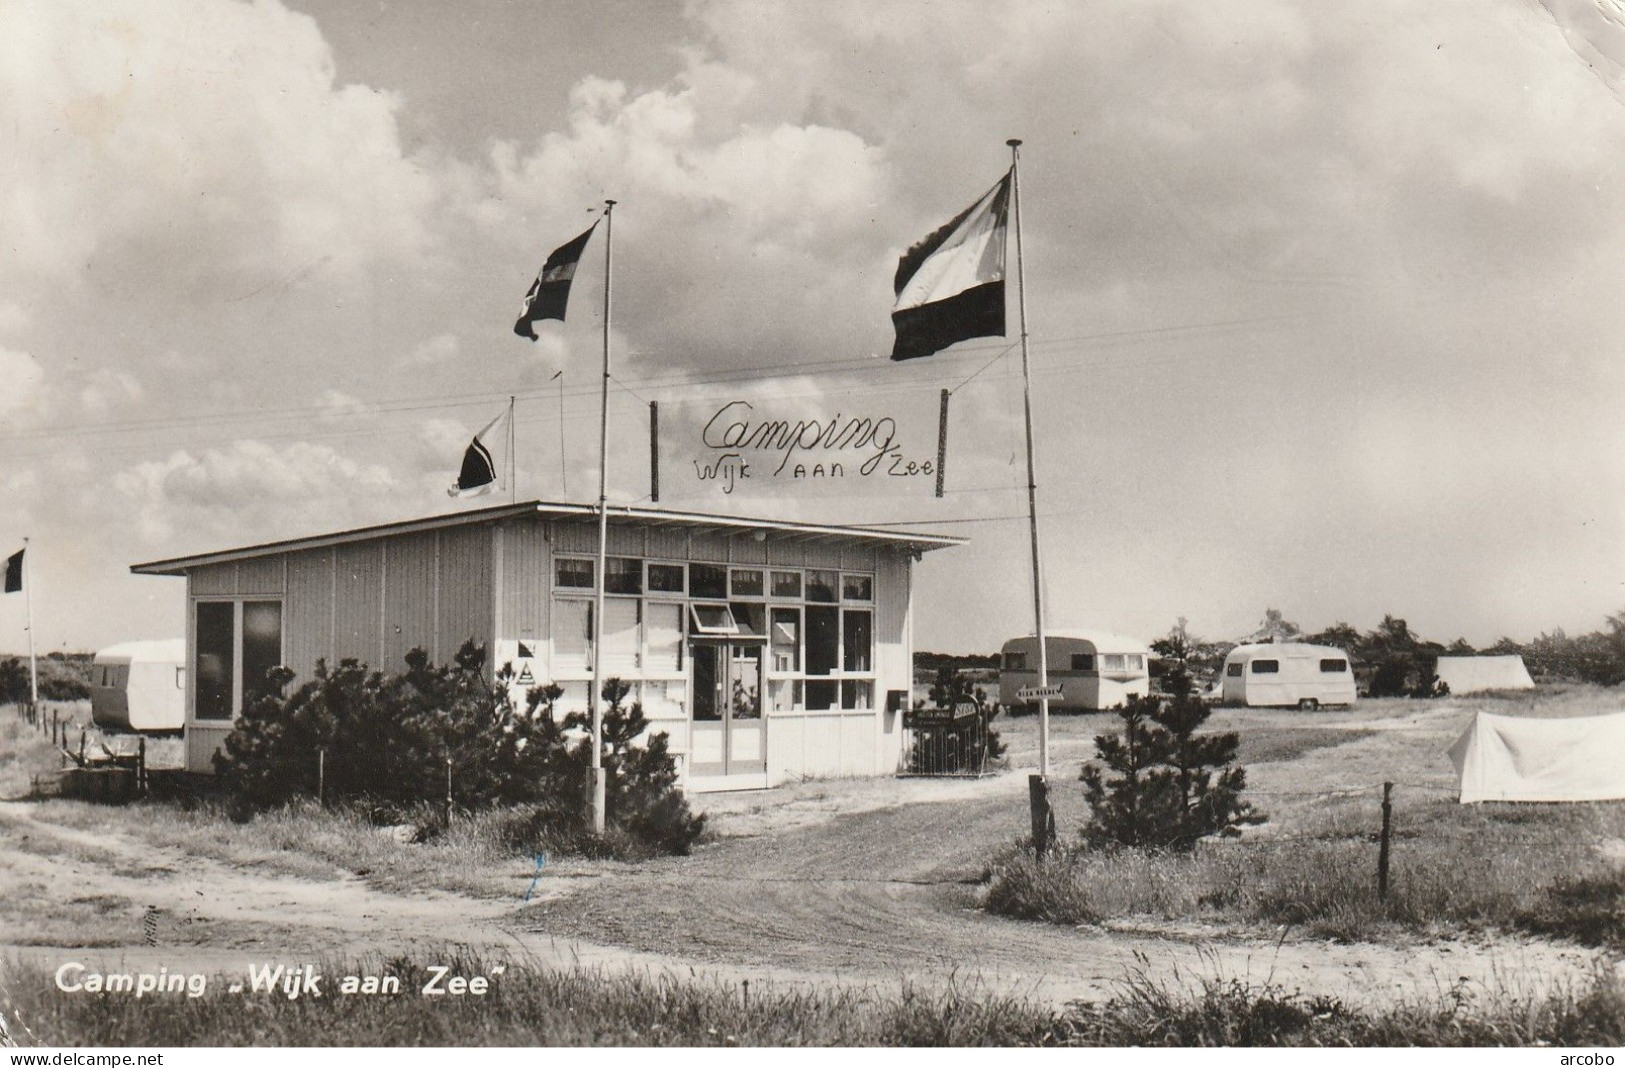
[1081,693,1263,851]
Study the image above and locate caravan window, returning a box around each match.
[1102,654,1126,670]
[1251,659,1280,674]
[1070,653,1094,671]
[1319,658,1349,673]
[1225,662,1243,677]
[1127,655,1144,671]
[1004,651,1027,671]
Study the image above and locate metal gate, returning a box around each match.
[897,703,999,777]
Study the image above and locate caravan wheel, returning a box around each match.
[1297,698,1320,712]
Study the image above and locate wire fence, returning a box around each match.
[897,712,1001,777]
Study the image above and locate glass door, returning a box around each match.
[689,642,764,777]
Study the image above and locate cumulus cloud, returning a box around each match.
[113,439,399,544]
[0,0,438,303]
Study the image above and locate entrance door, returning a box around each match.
[690,643,765,777]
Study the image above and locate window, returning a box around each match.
[842,610,872,673]
[555,557,593,589]
[842,574,873,602]
[195,602,234,721]
[841,680,873,710]
[689,602,739,636]
[194,599,282,721]
[1102,654,1126,671]
[730,569,764,598]
[690,563,728,599]
[770,608,800,672]
[1005,651,1027,671]
[1127,654,1144,671]
[1319,658,1349,673]
[553,600,592,673]
[646,604,684,672]
[805,570,838,603]
[647,563,685,594]
[242,601,283,703]
[771,571,802,598]
[1070,653,1095,671]
[1226,662,1243,677]
[1251,659,1280,674]
[729,602,764,638]
[600,599,641,672]
[605,557,643,595]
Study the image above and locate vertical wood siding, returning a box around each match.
[382,532,437,669]
[333,543,383,666]
[285,547,335,679]
[439,525,494,661]
[190,564,236,596]
[236,557,285,595]
[501,520,549,646]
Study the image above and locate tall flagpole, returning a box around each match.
[23,537,37,712]
[552,370,567,497]
[588,200,615,837]
[507,395,517,504]
[1008,139,1054,853]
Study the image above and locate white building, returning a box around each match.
[132,501,962,791]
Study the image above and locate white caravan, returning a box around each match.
[1219,642,1357,709]
[999,630,1151,711]
[90,640,186,732]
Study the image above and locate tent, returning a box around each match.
[1435,655,1535,694]
[1449,711,1625,802]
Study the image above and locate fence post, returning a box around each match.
[1377,781,1393,902]
[78,729,86,768]
[317,748,325,807]
[444,757,453,828]
[51,708,58,747]
[1029,773,1054,861]
[138,737,147,795]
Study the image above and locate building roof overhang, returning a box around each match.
[130,500,964,576]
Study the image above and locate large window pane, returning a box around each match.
[646,603,684,672]
[771,571,802,598]
[842,609,872,673]
[770,608,800,673]
[842,574,873,602]
[553,599,592,673]
[730,569,763,597]
[601,599,641,673]
[241,601,282,703]
[805,680,837,711]
[841,680,873,710]
[806,606,838,676]
[195,602,234,721]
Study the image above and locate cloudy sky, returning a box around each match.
[3,0,1623,656]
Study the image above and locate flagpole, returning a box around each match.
[1008,139,1054,854]
[588,200,615,838]
[23,537,37,713]
[552,370,567,497]
[508,395,517,504]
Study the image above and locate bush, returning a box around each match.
[213,643,704,856]
[1080,693,1263,851]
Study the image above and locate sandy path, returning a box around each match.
[0,751,1609,1010]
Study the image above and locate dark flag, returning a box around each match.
[890,173,1011,361]
[3,549,20,594]
[514,223,599,340]
[447,411,506,498]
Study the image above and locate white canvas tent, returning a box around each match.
[1435,655,1534,694]
[1449,711,1625,802]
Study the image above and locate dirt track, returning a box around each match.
[1,749,1605,1009]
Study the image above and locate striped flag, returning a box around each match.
[514,223,598,340]
[447,411,507,498]
[3,549,20,594]
[890,174,1011,361]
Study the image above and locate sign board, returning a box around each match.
[905,702,980,725]
[1017,685,1063,701]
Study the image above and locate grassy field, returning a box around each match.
[984,687,1625,945]
[5,951,1623,1047]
